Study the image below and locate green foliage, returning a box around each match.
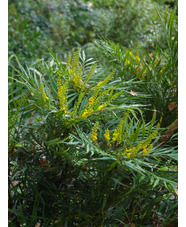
[9,0,172,65]
[8,0,51,65]
[8,0,178,225]
[153,0,178,14]
[94,8,178,127]
[9,49,177,226]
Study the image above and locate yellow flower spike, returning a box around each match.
[81,109,91,119]
[142,144,153,156]
[94,70,115,90]
[142,149,148,156]
[71,48,80,70]
[132,147,137,156]
[84,63,96,85]
[127,153,132,158]
[91,122,99,143]
[58,84,68,113]
[112,129,119,142]
[68,68,82,89]
[73,91,86,116]
[97,81,104,87]
[104,129,110,145]
[81,69,116,118]
[91,134,97,142]
[40,83,49,103]
[142,144,148,150]
[66,49,83,90]
[97,104,107,111]
[124,148,128,154]
[66,56,71,69]
[125,60,130,66]
[129,52,133,56]
[112,111,130,145]
[68,68,73,75]
[89,96,95,106]
[135,56,140,63]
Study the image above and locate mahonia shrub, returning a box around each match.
[8,49,177,226]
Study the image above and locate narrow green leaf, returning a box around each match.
[153,178,160,188]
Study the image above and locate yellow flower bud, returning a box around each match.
[125,60,130,66]
[135,56,140,63]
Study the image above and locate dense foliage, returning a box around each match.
[8,0,178,226]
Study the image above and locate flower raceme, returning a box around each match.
[125,60,130,66]
[58,83,68,113]
[121,144,153,159]
[81,109,91,119]
[39,50,159,161]
[89,111,160,159]
[112,112,130,145]
[91,122,99,143]
[104,129,110,146]
[97,104,107,111]
[112,129,119,142]
[58,49,120,120]
[81,69,116,118]
[142,144,153,156]
[40,83,50,109]
[40,83,49,103]
[104,129,110,141]
[135,55,140,63]
[66,48,84,90]
[68,68,82,89]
